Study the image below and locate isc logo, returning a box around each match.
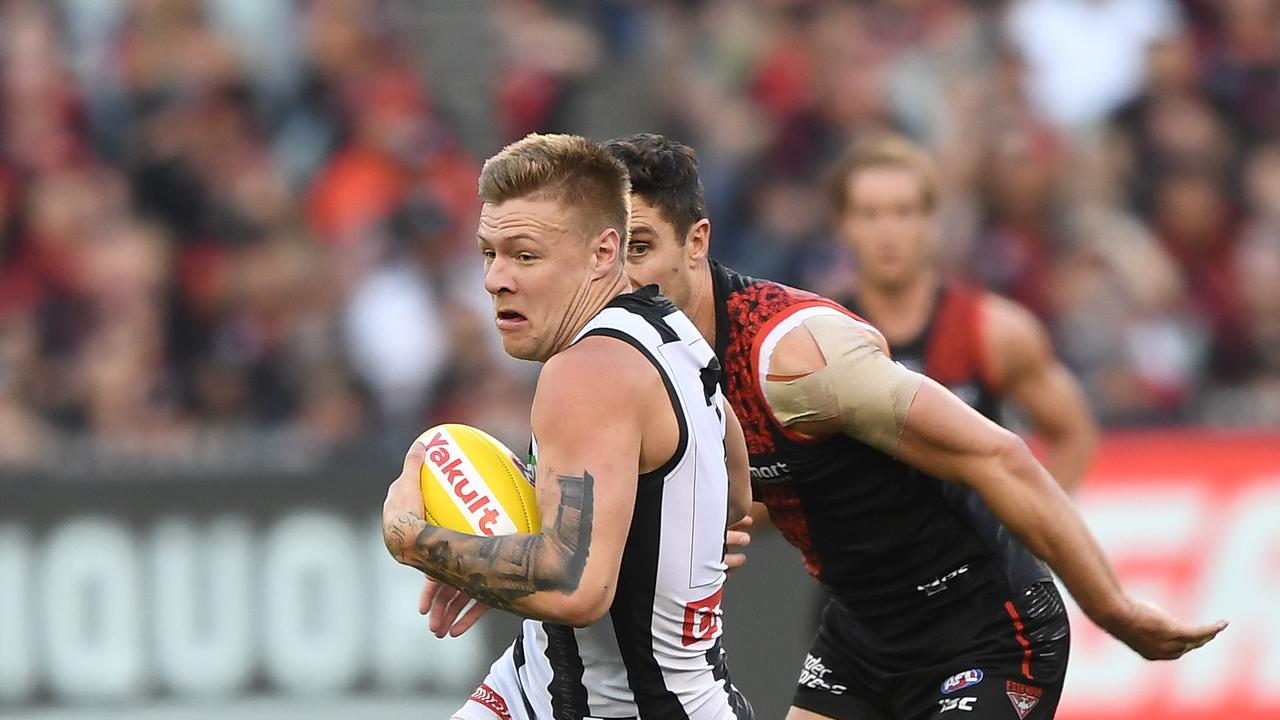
[423,431,503,535]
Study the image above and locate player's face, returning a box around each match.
[478,197,605,361]
[624,196,698,312]
[838,166,933,291]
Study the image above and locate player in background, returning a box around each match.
[382,133,753,719]
[830,134,1097,494]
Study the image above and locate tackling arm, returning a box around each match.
[760,314,1226,659]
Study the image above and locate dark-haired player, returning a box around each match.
[601,133,1224,720]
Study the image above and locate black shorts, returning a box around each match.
[792,582,1070,720]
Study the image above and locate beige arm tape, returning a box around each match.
[763,314,922,456]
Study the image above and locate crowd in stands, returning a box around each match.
[0,0,1276,467]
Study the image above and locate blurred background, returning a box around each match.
[0,0,1276,718]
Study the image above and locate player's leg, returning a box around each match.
[790,601,891,720]
[787,704,886,720]
[453,642,526,720]
[453,681,513,720]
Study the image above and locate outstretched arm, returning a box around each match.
[760,314,1227,659]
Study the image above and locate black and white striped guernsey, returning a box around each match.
[497,285,753,720]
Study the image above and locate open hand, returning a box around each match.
[1109,599,1228,660]
[420,576,490,638]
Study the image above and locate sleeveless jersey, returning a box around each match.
[711,261,1050,660]
[508,285,752,720]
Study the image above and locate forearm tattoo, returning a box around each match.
[387,470,594,613]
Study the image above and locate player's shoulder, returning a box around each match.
[975,291,1048,347]
[539,333,660,407]
[767,311,888,379]
[971,290,1053,375]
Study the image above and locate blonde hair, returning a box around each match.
[828,134,940,214]
[479,133,631,244]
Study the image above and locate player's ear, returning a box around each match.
[684,219,711,266]
[590,227,623,277]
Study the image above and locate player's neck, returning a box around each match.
[547,269,631,357]
[687,263,718,347]
[857,270,938,345]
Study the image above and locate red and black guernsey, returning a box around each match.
[711,261,1050,660]
[844,282,1004,424]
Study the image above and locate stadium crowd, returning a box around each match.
[0,0,1276,467]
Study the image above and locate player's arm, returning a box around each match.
[383,339,649,627]
[724,402,751,525]
[983,296,1098,493]
[722,404,754,574]
[762,314,1227,660]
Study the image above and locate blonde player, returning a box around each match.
[382,134,754,719]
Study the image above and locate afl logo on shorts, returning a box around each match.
[941,668,983,695]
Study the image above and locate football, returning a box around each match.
[417,423,540,536]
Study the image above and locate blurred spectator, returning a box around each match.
[0,0,1277,469]
[1005,0,1182,128]
[492,0,600,141]
[1050,208,1205,423]
[1150,164,1251,382]
[1109,30,1235,212]
[1202,0,1280,146]
[968,123,1069,320]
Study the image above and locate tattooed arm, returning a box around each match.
[383,336,664,627]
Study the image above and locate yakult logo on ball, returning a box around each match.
[423,430,512,536]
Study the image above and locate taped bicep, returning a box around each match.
[762,314,922,456]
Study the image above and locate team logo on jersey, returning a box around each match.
[468,683,512,720]
[941,668,983,694]
[1006,681,1043,719]
[681,588,724,646]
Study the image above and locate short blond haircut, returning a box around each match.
[479,133,631,244]
[828,134,940,215]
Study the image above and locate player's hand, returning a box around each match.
[382,441,430,564]
[1108,599,1228,660]
[725,515,753,575]
[420,576,489,638]
[383,441,427,521]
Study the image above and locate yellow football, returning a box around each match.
[417,423,540,536]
